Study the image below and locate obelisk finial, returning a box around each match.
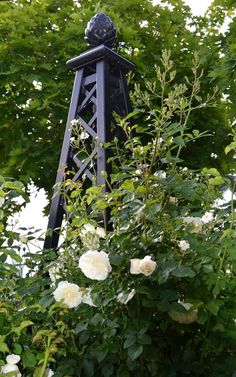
[85,13,117,49]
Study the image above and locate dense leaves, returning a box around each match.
[0,53,236,376]
[0,0,235,194]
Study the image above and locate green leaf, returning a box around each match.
[22,351,37,368]
[197,309,209,325]
[160,289,178,301]
[202,168,221,176]
[118,365,130,377]
[82,359,95,377]
[7,249,22,263]
[75,321,88,334]
[0,341,9,353]
[124,334,136,349]
[92,347,108,363]
[101,363,114,377]
[172,266,196,278]
[202,264,214,273]
[138,334,152,345]
[193,129,200,136]
[206,301,220,316]
[208,176,225,186]
[121,180,135,191]
[12,320,34,335]
[225,141,236,155]
[39,295,54,309]
[33,366,44,377]
[127,344,143,360]
[4,180,25,191]
[12,343,22,354]
[109,253,124,266]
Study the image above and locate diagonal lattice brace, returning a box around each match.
[44,44,134,249]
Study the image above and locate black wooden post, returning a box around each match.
[44,13,134,249]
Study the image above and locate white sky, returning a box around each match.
[153,0,213,15]
[183,0,213,15]
[17,0,226,239]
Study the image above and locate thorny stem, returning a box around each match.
[39,336,52,377]
[175,57,202,161]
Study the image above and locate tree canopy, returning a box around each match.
[0,0,235,195]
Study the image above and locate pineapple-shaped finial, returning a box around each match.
[85,13,117,48]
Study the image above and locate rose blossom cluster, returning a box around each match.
[79,223,106,250]
[51,223,157,309]
[51,224,112,308]
[182,212,215,234]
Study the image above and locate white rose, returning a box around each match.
[178,240,190,251]
[32,80,42,91]
[130,256,156,276]
[154,170,166,179]
[80,223,96,235]
[168,302,198,324]
[80,224,100,249]
[96,227,106,238]
[0,197,5,208]
[53,281,82,308]
[43,368,54,377]
[79,250,112,281]
[130,259,142,274]
[117,289,136,304]
[183,216,203,233]
[80,131,89,140]
[201,211,214,224]
[70,119,79,126]
[6,355,20,365]
[139,256,157,276]
[1,364,21,377]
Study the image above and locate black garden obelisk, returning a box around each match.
[44,13,134,249]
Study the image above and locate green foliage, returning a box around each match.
[0,53,236,376]
[0,0,234,195]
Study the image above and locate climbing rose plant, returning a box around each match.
[0,51,236,377]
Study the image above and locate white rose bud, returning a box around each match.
[139,256,157,276]
[130,256,156,276]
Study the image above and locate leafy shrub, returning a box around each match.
[0,52,236,377]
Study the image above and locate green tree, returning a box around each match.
[0,0,234,195]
